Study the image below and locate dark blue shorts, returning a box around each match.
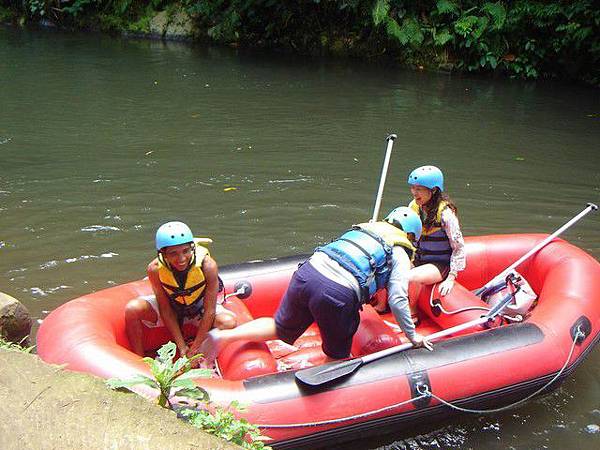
[274,261,360,359]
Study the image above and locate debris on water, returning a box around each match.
[515,156,525,161]
[153,81,158,85]
[584,424,600,434]
[223,187,237,192]
[353,157,359,163]
[145,150,153,156]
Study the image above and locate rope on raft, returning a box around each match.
[256,327,585,428]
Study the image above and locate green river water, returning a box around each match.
[1,26,599,449]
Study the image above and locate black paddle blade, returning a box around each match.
[295,358,363,387]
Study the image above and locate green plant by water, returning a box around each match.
[107,341,271,449]
[3,1,598,84]
[0,336,34,352]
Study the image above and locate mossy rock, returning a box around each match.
[0,292,32,346]
[150,9,196,40]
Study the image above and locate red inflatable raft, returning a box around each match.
[37,234,600,448]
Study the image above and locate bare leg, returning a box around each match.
[214,311,237,330]
[124,298,158,356]
[408,263,444,285]
[199,317,277,364]
[217,317,277,346]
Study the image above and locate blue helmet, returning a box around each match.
[385,207,422,241]
[155,221,193,251]
[408,165,444,191]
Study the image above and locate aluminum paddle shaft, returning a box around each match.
[475,202,598,296]
[371,134,397,222]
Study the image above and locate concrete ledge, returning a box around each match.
[0,349,240,450]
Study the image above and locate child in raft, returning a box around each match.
[373,165,465,314]
[125,221,236,358]
[406,165,465,295]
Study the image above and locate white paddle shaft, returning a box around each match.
[371,134,397,222]
[361,315,489,364]
[478,203,598,292]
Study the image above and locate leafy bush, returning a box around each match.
[371,1,599,83]
[107,341,271,449]
[107,341,210,408]
[0,336,34,352]
[5,1,599,84]
[181,402,271,450]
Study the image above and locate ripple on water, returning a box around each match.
[80,225,122,232]
[307,204,339,209]
[584,424,600,434]
[268,177,312,184]
[63,252,119,264]
[28,285,72,297]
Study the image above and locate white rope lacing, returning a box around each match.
[257,328,584,428]
[416,327,585,414]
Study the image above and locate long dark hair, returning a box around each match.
[422,188,458,228]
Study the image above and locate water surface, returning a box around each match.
[1,26,599,449]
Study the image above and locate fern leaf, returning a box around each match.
[482,2,507,30]
[372,0,390,26]
[434,28,454,46]
[436,0,459,16]
[399,17,425,46]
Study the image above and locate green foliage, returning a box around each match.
[369,1,598,84]
[26,0,47,17]
[0,336,34,352]
[107,341,210,408]
[436,0,459,16]
[107,342,271,449]
[6,1,600,84]
[181,402,271,450]
[61,0,95,17]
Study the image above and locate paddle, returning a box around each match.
[473,202,598,297]
[371,134,397,222]
[295,286,517,387]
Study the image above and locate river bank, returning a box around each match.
[1,1,598,86]
[0,348,241,450]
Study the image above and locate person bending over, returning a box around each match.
[200,207,430,364]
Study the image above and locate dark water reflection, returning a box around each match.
[1,26,599,449]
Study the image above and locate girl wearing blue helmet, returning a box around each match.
[125,221,236,359]
[406,166,465,297]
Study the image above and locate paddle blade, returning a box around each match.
[295,358,363,387]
